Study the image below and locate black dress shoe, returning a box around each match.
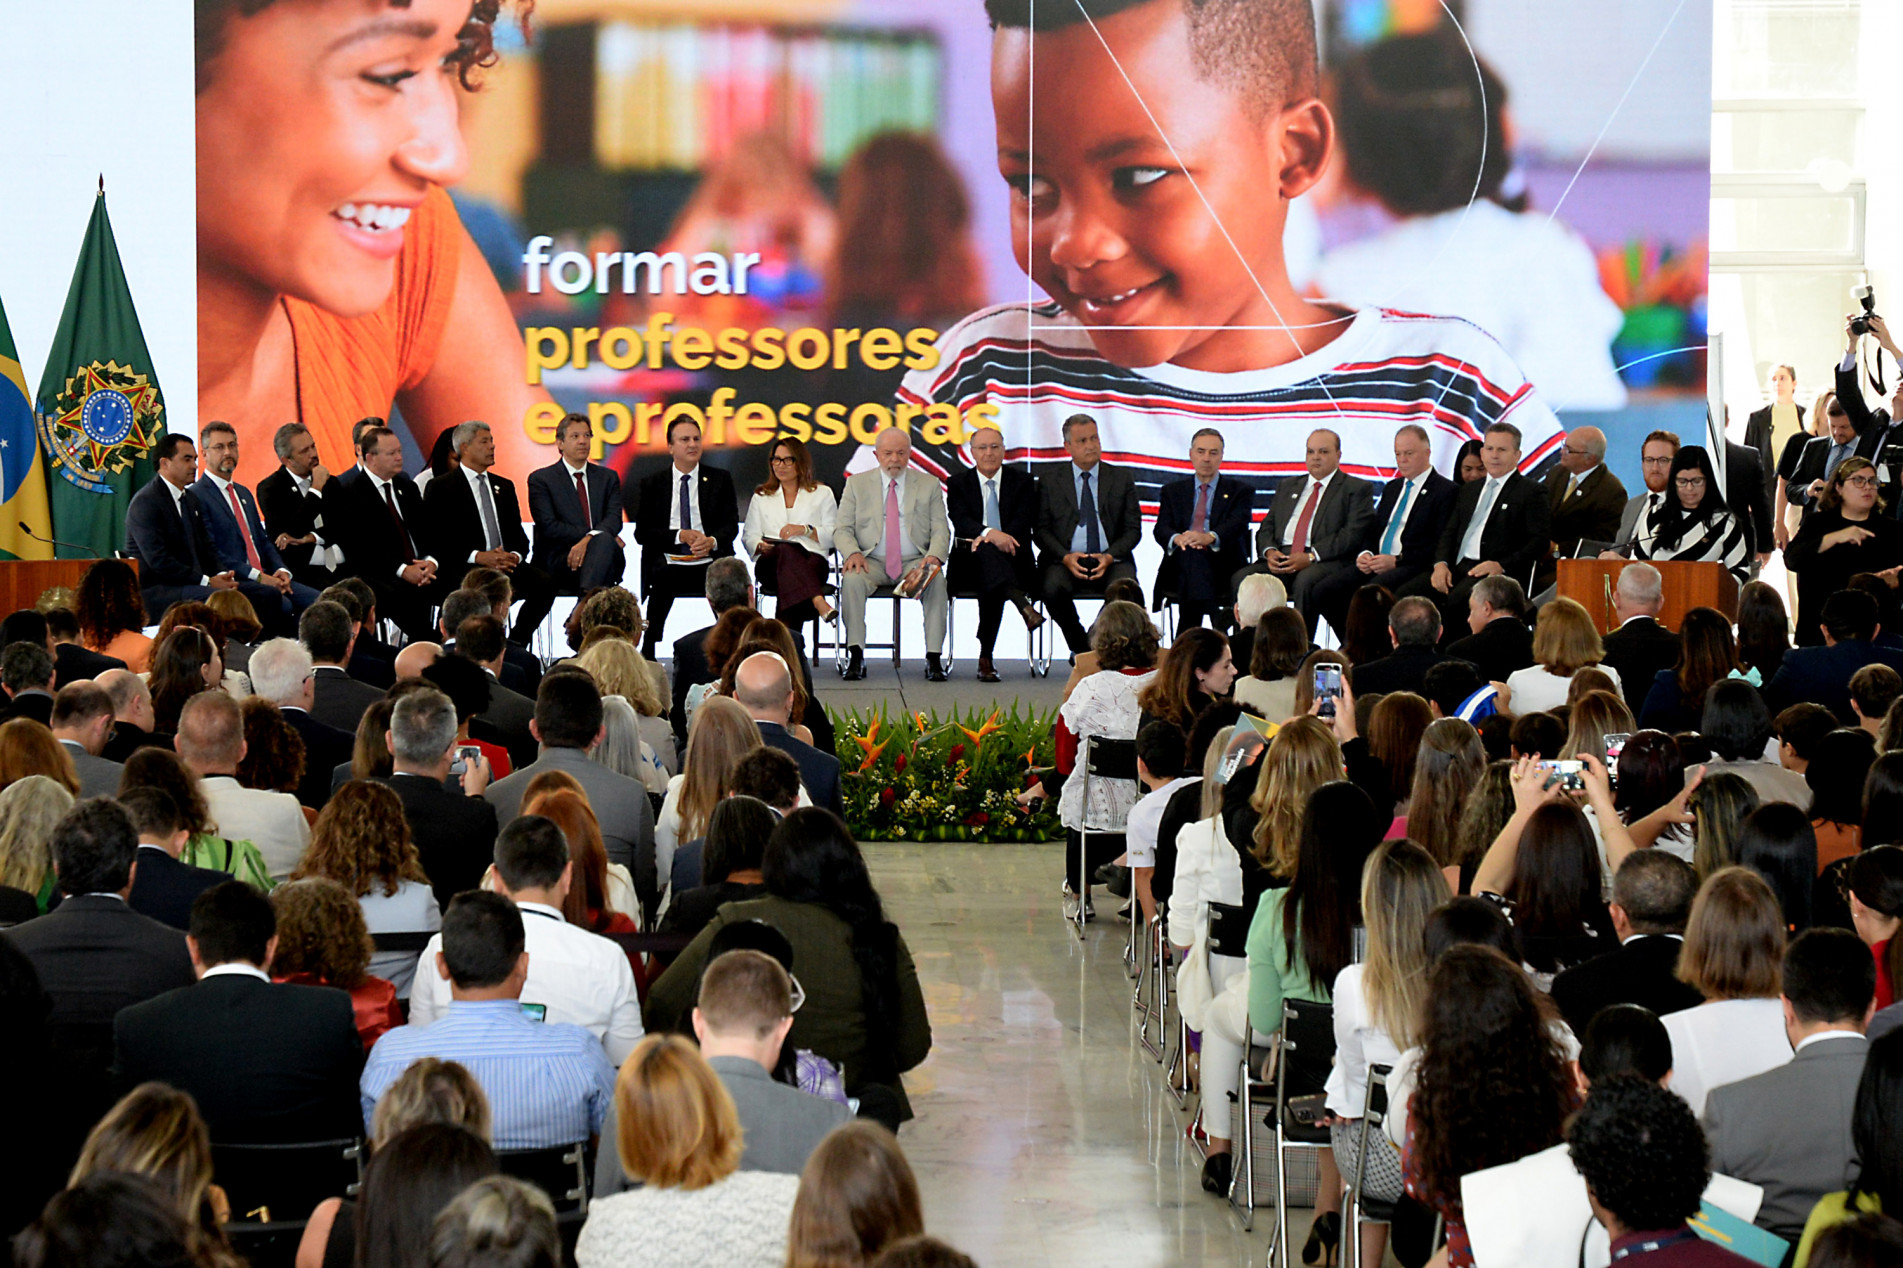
[977,656,1000,683]
[1200,1151,1233,1195]
[924,654,948,683]
[843,648,867,681]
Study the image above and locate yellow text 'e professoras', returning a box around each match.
[520,315,997,453]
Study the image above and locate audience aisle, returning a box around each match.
[868,839,1318,1267]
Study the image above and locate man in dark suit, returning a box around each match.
[317,581,397,691]
[123,433,233,616]
[1309,424,1458,636]
[377,687,499,909]
[97,670,169,763]
[1765,590,1903,725]
[460,568,544,697]
[1599,562,1681,714]
[1238,428,1376,639]
[453,615,538,771]
[1036,414,1142,655]
[121,787,225,931]
[299,601,384,736]
[257,423,341,592]
[1442,575,1536,684]
[1152,428,1252,632]
[1786,397,1863,522]
[43,608,123,686]
[732,651,843,817]
[1538,425,1627,591]
[329,417,386,493]
[1550,852,1704,1038]
[528,412,627,594]
[1350,597,1458,697]
[946,426,1043,682]
[1834,316,1903,516]
[50,683,125,800]
[1725,438,1774,561]
[632,418,739,659]
[423,421,555,644]
[326,425,445,641]
[192,422,321,636]
[249,636,356,811]
[1403,422,1552,642]
[0,641,57,727]
[113,880,365,1144]
[671,557,754,748]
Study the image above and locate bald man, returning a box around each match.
[834,428,951,681]
[1539,424,1628,592]
[946,426,1042,682]
[731,651,842,815]
[175,691,310,880]
[1241,429,1376,639]
[394,641,442,681]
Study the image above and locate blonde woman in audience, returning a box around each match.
[1248,716,1344,881]
[1404,718,1486,866]
[575,638,676,775]
[0,775,75,914]
[69,1083,241,1268]
[429,1176,561,1268]
[1564,667,1618,705]
[656,696,764,893]
[785,1123,925,1268]
[594,695,669,795]
[1232,607,1308,722]
[1662,865,1792,1116]
[1690,771,1763,881]
[575,1035,800,1268]
[1501,598,1621,715]
[1559,690,1635,765]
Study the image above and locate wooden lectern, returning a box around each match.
[1556,559,1738,634]
[0,559,136,616]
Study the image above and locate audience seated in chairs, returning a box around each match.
[1231,606,1307,723]
[374,686,500,912]
[353,1124,500,1268]
[14,1171,220,1268]
[785,1122,926,1268]
[659,796,776,947]
[656,695,765,900]
[428,1174,562,1268]
[0,773,74,916]
[295,779,445,999]
[670,747,801,900]
[520,777,641,934]
[269,877,403,1051]
[176,690,311,884]
[67,1082,243,1268]
[121,786,226,933]
[1662,867,1793,1118]
[120,747,273,892]
[1550,850,1705,1037]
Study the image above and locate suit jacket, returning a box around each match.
[670,625,714,748]
[113,972,365,1144]
[1350,644,1456,698]
[945,465,1039,592]
[1255,472,1378,565]
[835,469,951,564]
[1151,474,1252,596]
[1358,470,1459,572]
[191,476,288,578]
[4,895,194,1029]
[3,691,53,727]
[1837,355,1892,457]
[257,466,335,582]
[327,471,433,581]
[473,669,538,771]
[376,772,499,911]
[127,846,226,932]
[423,466,533,567]
[1726,441,1774,555]
[1615,491,1664,547]
[1034,461,1142,563]
[1443,615,1535,684]
[527,460,624,572]
[1600,616,1683,714]
[1744,403,1804,508]
[123,478,217,590]
[52,642,123,689]
[308,665,383,736]
[1548,933,1704,1040]
[757,720,843,817]
[57,740,123,800]
[1705,1033,1867,1241]
[1437,470,1551,579]
[281,707,355,810]
[346,648,396,691]
[1764,639,1903,725]
[633,464,739,586]
[102,721,171,765]
[1544,464,1628,555]
[486,747,658,903]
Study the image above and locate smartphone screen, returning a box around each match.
[1314,664,1343,719]
[519,1003,547,1023]
[1603,732,1631,782]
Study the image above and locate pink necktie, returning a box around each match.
[225,485,263,573]
[1191,481,1210,533]
[884,479,903,581]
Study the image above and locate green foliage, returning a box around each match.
[829,702,1061,842]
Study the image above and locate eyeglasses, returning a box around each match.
[770,455,797,465]
[1674,476,1706,489]
[1642,456,1673,468]
[1843,475,1880,490]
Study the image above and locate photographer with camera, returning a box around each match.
[1832,293,1903,517]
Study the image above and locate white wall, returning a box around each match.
[0,0,196,434]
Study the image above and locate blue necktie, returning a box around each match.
[678,473,692,538]
[1827,442,1850,482]
[1081,473,1101,554]
[984,478,1001,531]
[1380,478,1413,556]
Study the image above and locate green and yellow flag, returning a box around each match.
[0,297,54,560]
[34,185,163,559]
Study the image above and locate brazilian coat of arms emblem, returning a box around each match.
[37,360,160,494]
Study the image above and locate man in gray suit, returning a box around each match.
[50,682,124,800]
[1610,430,1679,550]
[1036,414,1142,656]
[485,672,659,914]
[596,949,849,1194]
[834,427,951,681]
[1704,927,1876,1243]
[1237,428,1376,638]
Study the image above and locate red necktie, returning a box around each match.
[575,470,592,527]
[1290,480,1320,555]
[383,483,417,562]
[225,484,263,573]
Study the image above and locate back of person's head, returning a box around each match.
[1737,801,1817,931]
[1250,606,1308,681]
[1186,700,1243,774]
[51,798,137,896]
[1422,895,1520,964]
[1,639,53,694]
[420,653,494,725]
[705,556,752,615]
[1855,664,1903,722]
[189,880,275,968]
[392,688,459,766]
[50,682,112,734]
[1700,679,1774,763]
[299,600,355,663]
[1332,26,1508,214]
[1677,866,1785,1001]
[1421,659,1483,718]
[613,1034,742,1189]
[1811,728,1879,828]
[118,786,181,842]
[1850,847,1903,1004]
[701,795,777,884]
[1360,839,1451,1048]
[453,616,505,667]
[786,1122,925,1268]
[532,672,602,749]
[1608,730,1683,824]
[1387,595,1440,649]
[69,1082,215,1229]
[1777,703,1839,764]
[426,1175,560,1268]
[1090,600,1159,670]
[174,691,244,772]
[370,1057,493,1149]
[1286,781,1382,991]
[439,892,525,992]
[1578,1006,1672,1087]
[1689,769,1761,880]
[357,1125,499,1268]
[1851,1033,1903,1216]
[1567,1075,1710,1234]
[1783,927,1877,1028]
[1806,1214,1903,1268]
[269,877,374,989]
[1824,589,1882,644]
[696,949,792,1039]
[13,1172,201,1268]
[1472,574,1527,620]
[728,745,801,813]
[1867,754,1903,847]
[439,590,491,640]
[1508,711,1565,761]
[763,807,882,918]
[245,637,315,707]
[1135,720,1187,781]
[1611,849,1696,936]
[1367,691,1432,806]
[868,1237,979,1268]
[1235,573,1287,630]
[1506,801,1602,940]
[317,584,364,625]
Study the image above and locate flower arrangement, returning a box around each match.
[830,703,1062,842]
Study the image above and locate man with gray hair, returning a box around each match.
[731,651,841,816]
[1352,596,1462,697]
[249,637,354,810]
[257,422,340,591]
[377,686,497,913]
[1599,562,1678,713]
[423,420,554,642]
[1538,424,1627,593]
[1227,572,1286,677]
[671,555,759,746]
[1443,574,1535,685]
[175,691,310,880]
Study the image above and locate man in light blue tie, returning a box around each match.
[1311,424,1459,637]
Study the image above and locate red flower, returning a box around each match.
[879,786,898,808]
[895,752,908,774]
[963,812,990,828]
[948,743,967,763]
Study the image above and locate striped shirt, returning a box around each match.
[897,303,1562,523]
[360,1000,617,1150]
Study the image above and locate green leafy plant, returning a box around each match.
[829,703,1062,842]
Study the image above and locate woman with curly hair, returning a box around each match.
[521,777,639,933]
[119,748,272,891]
[236,698,307,801]
[0,720,79,797]
[1402,945,1577,1268]
[269,877,401,1047]
[656,697,764,895]
[75,558,151,673]
[68,1082,242,1268]
[292,780,440,996]
[1245,716,1344,882]
[147,627,222,735]
[1054,601,1160,907]
[0,776,76,914]
[576,588,645,647]
[575,637,675,774]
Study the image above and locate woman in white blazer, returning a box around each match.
[1661,866,1792,1117]
[743,437,839,626]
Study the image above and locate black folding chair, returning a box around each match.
[214,1136,364,1268]
[1067,734,1138,939]
[497,1140,591,1214]
[1230,998,1335,1263]
[1345,1064,1396,1268]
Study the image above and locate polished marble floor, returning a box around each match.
[868,840,1329,1268]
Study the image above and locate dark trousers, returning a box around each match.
[546,533,627,596]
[1066,828,1126,893]
[1167,548,1230,631]
[369,574,450,642]
[1307,562,1428,642]
[1396,559,1487,648]
[642,562,719,657]
[1042,559,1138,653]
[963,543,1035,658]
[236,578,320,639]
[498,561,556,644]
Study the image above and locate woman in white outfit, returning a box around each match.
[743,436,839,627]
[1055,602,1159,908]
[1660,866,1792,1117]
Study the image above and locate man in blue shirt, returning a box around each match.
[360,891,615,1150]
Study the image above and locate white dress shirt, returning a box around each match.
[743,484,838,558]
[1362,472,1424,561]
[877,472,913,564]
[292,470,344,569]
[201,962,272,984]
[1459,474,1506,562]
[1281,471,1336,549]
[564,461,605,539]
[666,464,705,566]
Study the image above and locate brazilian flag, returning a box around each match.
[34,185,162,559]
[0,297,53,560]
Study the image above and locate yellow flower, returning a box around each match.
[854,717,890,773]
[959,710,1004,752]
